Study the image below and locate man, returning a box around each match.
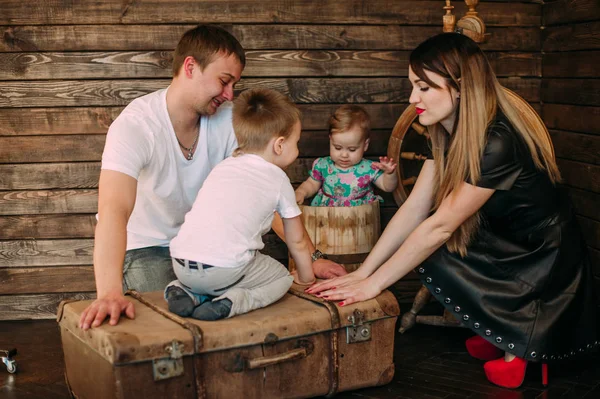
[79,25,345,330]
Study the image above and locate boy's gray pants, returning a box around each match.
[167,252,294,318]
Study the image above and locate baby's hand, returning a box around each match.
[373,156,397,174]
[295,191,306,205]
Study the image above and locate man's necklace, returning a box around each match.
[176,129,200,161]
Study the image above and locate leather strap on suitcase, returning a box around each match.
[125,290,208,399]
[288,286,341,398]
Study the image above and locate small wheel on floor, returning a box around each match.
[6,360,17,374]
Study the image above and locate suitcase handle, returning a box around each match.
[225,340,314,372]
[247,347,306,370]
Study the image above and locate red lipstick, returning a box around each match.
[416,108,425,115]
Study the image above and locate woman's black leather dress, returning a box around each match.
[419,113,599,362]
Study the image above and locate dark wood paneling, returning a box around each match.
[0,135,105,163]
[485,52,541,77]
[0,80,167,107]
[542,79,600,106]
[500,77,541,102]
[0,107,122,136]
[543,51,600,78]
[0,215,97,239]
[568,187,600,222]
[0,239,94,267]
[557,159,600,193]
[550,130,600,165]
[0,1,541,26]
[590,248,600,276]
[0,51,541,81]
[0,292,94,320]
[543,104,600,135]
[542,21,600,52]
[544,0,600,25]
[0,163,100,190]
[579,216,600,250]
[0,25,541,52]
[0,266,95,294]
[0,190,98,215]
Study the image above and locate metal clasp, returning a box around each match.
[346,309,372,344]
[152,340,185,381]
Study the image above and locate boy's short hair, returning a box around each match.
[329,105,371,141]
[232,88,301,155]
[172,24,246,76]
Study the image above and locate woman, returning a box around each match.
[307,33,598,389]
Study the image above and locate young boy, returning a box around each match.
[166,88,315,320]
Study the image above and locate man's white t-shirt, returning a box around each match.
[170,154,301,268]
[101,88,237,250]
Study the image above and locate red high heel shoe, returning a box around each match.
[484,356,549,389]
[465,335,503,361]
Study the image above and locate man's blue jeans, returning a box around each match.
[122,246,177,292]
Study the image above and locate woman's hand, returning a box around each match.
[306,270,366,295]
[312,276,381,307]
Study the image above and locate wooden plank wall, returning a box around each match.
[542,0,600,294]
[0,0,542,320]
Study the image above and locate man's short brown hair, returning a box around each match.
[172,25,246,76]
[329,104,371,141]
[232,88,301,155]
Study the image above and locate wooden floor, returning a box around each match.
[1,302,599,399]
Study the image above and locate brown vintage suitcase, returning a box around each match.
[58,285,400,398]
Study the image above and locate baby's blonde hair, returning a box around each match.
[328,105,371,141]
[232,88,301,155]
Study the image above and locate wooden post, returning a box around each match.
[442,0,456,33]
[456,0,488,43]
[400,152,427,161]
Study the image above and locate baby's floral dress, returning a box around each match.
[308,157,383,207]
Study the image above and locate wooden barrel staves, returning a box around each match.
[289,201,381,273]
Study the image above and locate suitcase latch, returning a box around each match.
[346,309,372,344]
[152,340,185,381]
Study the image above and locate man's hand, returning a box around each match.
[79,293,135,330]
[312,258,347,279]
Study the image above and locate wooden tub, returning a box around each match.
[289,201,381,273]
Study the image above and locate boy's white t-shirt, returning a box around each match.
[101,87,237,250]
[170,154,301,268]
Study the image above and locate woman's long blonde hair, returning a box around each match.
[410,33,561,256]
